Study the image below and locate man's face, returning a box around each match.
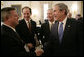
[9,10,19,26]
[47,10,54,21]
[53,6,64,21]
[22,8,31,21]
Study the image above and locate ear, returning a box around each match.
[5,15,11,21]
[61,10,65,15]
[63,10,65,15]
[4,16,8,21]
[30,13,32,16]
[6,15,9,20]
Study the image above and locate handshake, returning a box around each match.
[35,45,44,56]
[26,43,44,56]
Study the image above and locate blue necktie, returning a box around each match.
[58,22,63,44]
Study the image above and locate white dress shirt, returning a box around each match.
[49,21,55,30]
[24,19,31,28]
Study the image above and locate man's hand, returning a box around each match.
[27,43,34,49]
[35,48,44,56]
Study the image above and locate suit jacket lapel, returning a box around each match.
[22,19,30,32]
[47,22,51,33]
[30,20,33,31]
[51,22,59,39]
[2,25,24,44]
[63,19,72,40]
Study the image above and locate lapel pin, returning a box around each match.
[68,25,70,27]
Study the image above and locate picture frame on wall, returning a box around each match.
[11,5,22,17]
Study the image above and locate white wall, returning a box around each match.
[1,1,83,25]
[1,1,31,9]
[30,1,42,25]
[52,1,83,18]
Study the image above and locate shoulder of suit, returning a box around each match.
[30,20,36,25]
[67,18,77,22]
[1,25,5,35]
[41,22,49,27]
[31,20,36,22]
[1,25,13,36]
[17,19,26,25]
[67,18,79,26]
[15,19,24,28]
[18,19,24,22]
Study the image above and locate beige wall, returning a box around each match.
[1,1,83,25]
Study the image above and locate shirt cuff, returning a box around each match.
[24,44,30,52]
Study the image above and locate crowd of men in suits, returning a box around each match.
[1,3,83,56]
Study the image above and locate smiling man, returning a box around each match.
[44,3,83,56]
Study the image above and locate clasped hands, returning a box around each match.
[27,43,44,56]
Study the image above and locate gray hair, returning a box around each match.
[47,8,53,11]
[54,3,69,15]
[47,8,53,13]
[1,7,16,22]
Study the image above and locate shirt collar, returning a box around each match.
[59,16,67,24]
[3,23,16,32]
[49,21,55,24]
[24,18,31,24]
[62,16,67,24]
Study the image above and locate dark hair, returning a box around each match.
[1,7,16,12]
[77,14,81,17]
[22,6,32,14]
[1,7,16,22]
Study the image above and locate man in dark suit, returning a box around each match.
[44,3,83,56]
[41,9,55,46]
[1,7,44,56]
[15,6,36,51]
[75,14,83,23]
[67,12,76,20]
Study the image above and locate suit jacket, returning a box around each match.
[41,21,51,45]
[15,19,36,46]
[77,17,83,23]
[1,25,35,56]
[44,18,83,56]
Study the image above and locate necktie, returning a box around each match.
[58,22,63,44]
[28,21,31,32]
[51,21,59,39]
